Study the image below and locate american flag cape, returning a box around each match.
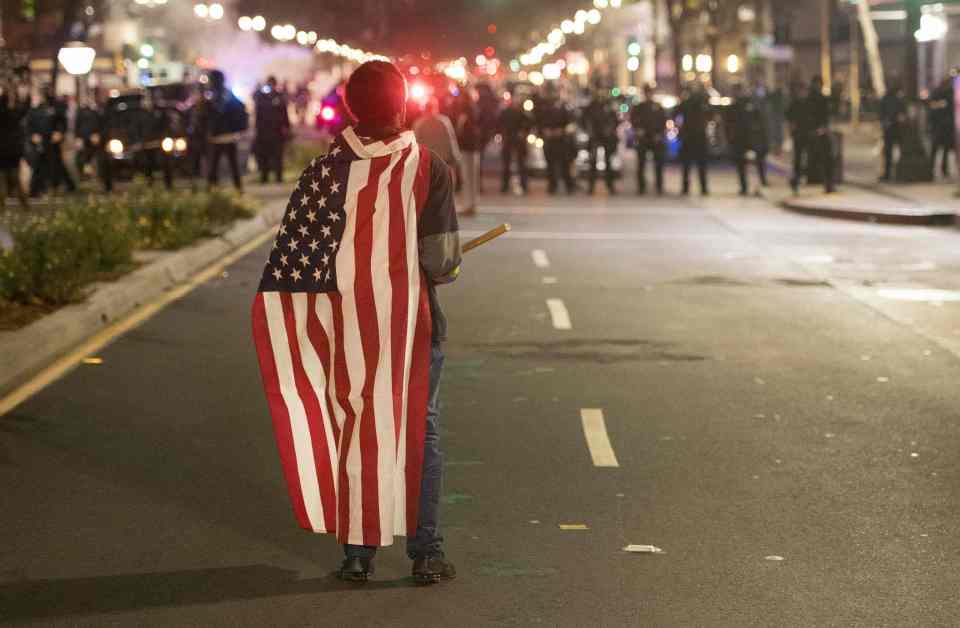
[251,127,433,546]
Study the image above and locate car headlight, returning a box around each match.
[108,139,124,155]
[174,138,187,152]
[161,137,174,153]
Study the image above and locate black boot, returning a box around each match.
[338,557,375,583]
[412,555,456,585]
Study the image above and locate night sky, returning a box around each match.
[234,0,589,59]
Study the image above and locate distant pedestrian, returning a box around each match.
[497,95,532,194]
[253,76,290,184]
[726,83,769,196]
[0,82,29,209]
[536,89,578,195]
[879,81,907,182]
[630,83,667,195]
[454,87,481,214]
[413,97,462,170]
[806,75,835,193]
[26,88,75,197]
[203,70,248,192]
[73,96,103,179]
[677,84,710,196]
[785,80,809,193]
[927,75,955,179]
[137,92,174,190]
[582,88,619,195]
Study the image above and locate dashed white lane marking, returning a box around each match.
[532,249,551,268]
[546,298,572,330]
[580,408,620,468]
[542,276,558,285]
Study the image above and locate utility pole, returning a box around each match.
[820,0,832,94]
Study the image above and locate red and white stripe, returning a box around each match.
[252,140,434,546]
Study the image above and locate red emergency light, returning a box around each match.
[321,105,336,122]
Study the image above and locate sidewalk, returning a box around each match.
[0,183,287,398]
[770,121,959,225]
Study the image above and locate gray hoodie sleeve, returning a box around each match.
[418,151,461,284]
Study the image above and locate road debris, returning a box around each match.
[765,555,785,562]
[559,524,589,530]
[877,377,890,383]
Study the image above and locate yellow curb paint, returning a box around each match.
[559,524,589,530]
[0,227,276,417]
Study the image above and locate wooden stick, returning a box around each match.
[462,223,511,254]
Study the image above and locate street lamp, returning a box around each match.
[58,41,96,76]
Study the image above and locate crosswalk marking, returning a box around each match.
[580,408,619,468]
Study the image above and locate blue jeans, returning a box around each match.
[345,343,445,560]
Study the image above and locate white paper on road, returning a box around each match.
[531,249,551,268]
[623,544,664,554]
[546,298,572,330]
[580,408,619,468]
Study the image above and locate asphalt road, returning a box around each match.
[3,165,960,627]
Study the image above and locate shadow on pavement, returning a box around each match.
[0,564,416,622]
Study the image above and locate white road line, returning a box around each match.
[542,276,558,285]
[580,409,620,468]
[532,249,551,268]
[546,298,572,330]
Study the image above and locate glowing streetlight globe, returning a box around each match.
[58,42,96,76]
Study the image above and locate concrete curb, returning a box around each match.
[0,201,285,398]
[779,195,956,226]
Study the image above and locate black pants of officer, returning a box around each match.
[501,141,528,193]
[1,166,28,209]
[930,132,954,178]
[74,141,98,178]
[881,125,900,181]
[208,142,243,192]
[809,131,835,192]
[543,137,576,194]
[142,149,173,190]
[98,152,114,192]
[587,138,617,194]
[732,148,768,194]
[636,141,664,195]
[681,138,708,195]
[256,141,284,184]
[30,144,75,196]
[791,133,807,190]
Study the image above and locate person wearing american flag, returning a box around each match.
[251,61,461,585]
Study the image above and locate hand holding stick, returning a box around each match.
[462,223,511,254]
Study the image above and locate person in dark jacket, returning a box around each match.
[806,75,835,193]
[785,80,809,193]
[726,83,770,195]
[0,82,29,208]
[677,84,710,196]
[454,87,482,213]
[582,88,619,195]
[203,70,248,192]
[74,97,103,179]
[137,92,174,189]
[630,83,667,195]
[536,90,578,195]
[253,76,290,184]
[497,96,532,194]
[927,75,955,179]
[879,81,907,182]
[26,88,76,197]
